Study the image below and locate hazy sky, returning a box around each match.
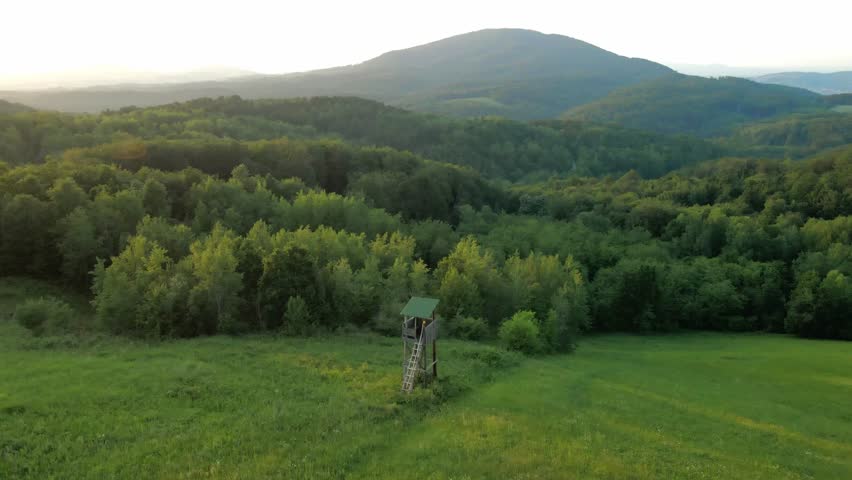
[2,0,851,79]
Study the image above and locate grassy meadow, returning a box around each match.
[1,278,851,479]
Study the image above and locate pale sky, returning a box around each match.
[2,0,851,80]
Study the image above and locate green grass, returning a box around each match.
[358,334,852,479]
[832,105,852,113]
[2,278,851,479]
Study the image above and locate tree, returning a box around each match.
[436,236,506,323]
[91,236,178,337]
[543,268,590,353]
[258,245,317,330]
[188,225,243,334]
[787,270,852,339]
[0,194,55,275]
[47,178,89,216]
[141,178,171,217]
[57,207,100,283]
[437,267,481,319]
[499,311,541,354]
[325,258,358,325]
[283,295,312,336]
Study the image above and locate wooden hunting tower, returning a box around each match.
[400,296,439,393]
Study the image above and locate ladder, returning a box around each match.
[401,334,424,393]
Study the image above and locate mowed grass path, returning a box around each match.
[353,334,852,479]
[1,295,851,479]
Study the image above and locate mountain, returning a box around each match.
[0,99,32,114]
[564,74,825,136]
[0,29,673,119]
[753,71,852,95]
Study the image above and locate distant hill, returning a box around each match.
[0,99,32,114]
[0,29,672,119]
[754,71,852,95]
[564,74,825,136]
[0,66,258,91]
[719,112,852,158]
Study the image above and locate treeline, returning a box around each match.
[2,146,850,342]
[721,113,852,159]
[1,98,850,345]
[0,160,586,351]
[503,146,852,338]
[51,137,511,224]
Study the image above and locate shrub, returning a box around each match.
[498,310,541,354]
[542,281,590,353]
[283,295,312,336]
[452,315,489,340]
[371,301,405,336]
[15,297,75,336]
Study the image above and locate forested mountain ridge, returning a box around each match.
[564,74,829,136]
[0,96,725,180]
[719,112,852,158]
[3,94,850,181]
[0,29,673,119]
[754,71,852,95]
[0,99,32,114]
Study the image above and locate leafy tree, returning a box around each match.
[47,177,89,216]
[283,295,312,336]
[57,207,100,283]
[188,225,243,333]
[258,245,317,329]
[15,297,75,336]
[499,311,541,354]
[141,178,170,217]
[543,268,590,353]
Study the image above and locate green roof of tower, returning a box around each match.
[400,297,440,319]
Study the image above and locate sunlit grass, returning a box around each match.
[351,334,852,479]
[1,278,850,479]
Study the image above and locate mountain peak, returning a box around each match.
[1,28,673,119]
[363,28,670,77]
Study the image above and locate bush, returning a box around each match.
[15,297,75,336]
[283,295,312,336]
[370,301,405,336]
[452,315,489,340]
[498,310,541,354]
[460,347,522,369]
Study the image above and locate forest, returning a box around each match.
[4,18,852,479]
[2,96,850,346]
[565,74,845,136]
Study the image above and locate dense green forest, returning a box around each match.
[2,95,848,181]
[2,98,850,344]
[565,74,831,136]
[719,112,852,158]
[0,96,727,180]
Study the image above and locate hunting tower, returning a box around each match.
[400,297,439,393]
